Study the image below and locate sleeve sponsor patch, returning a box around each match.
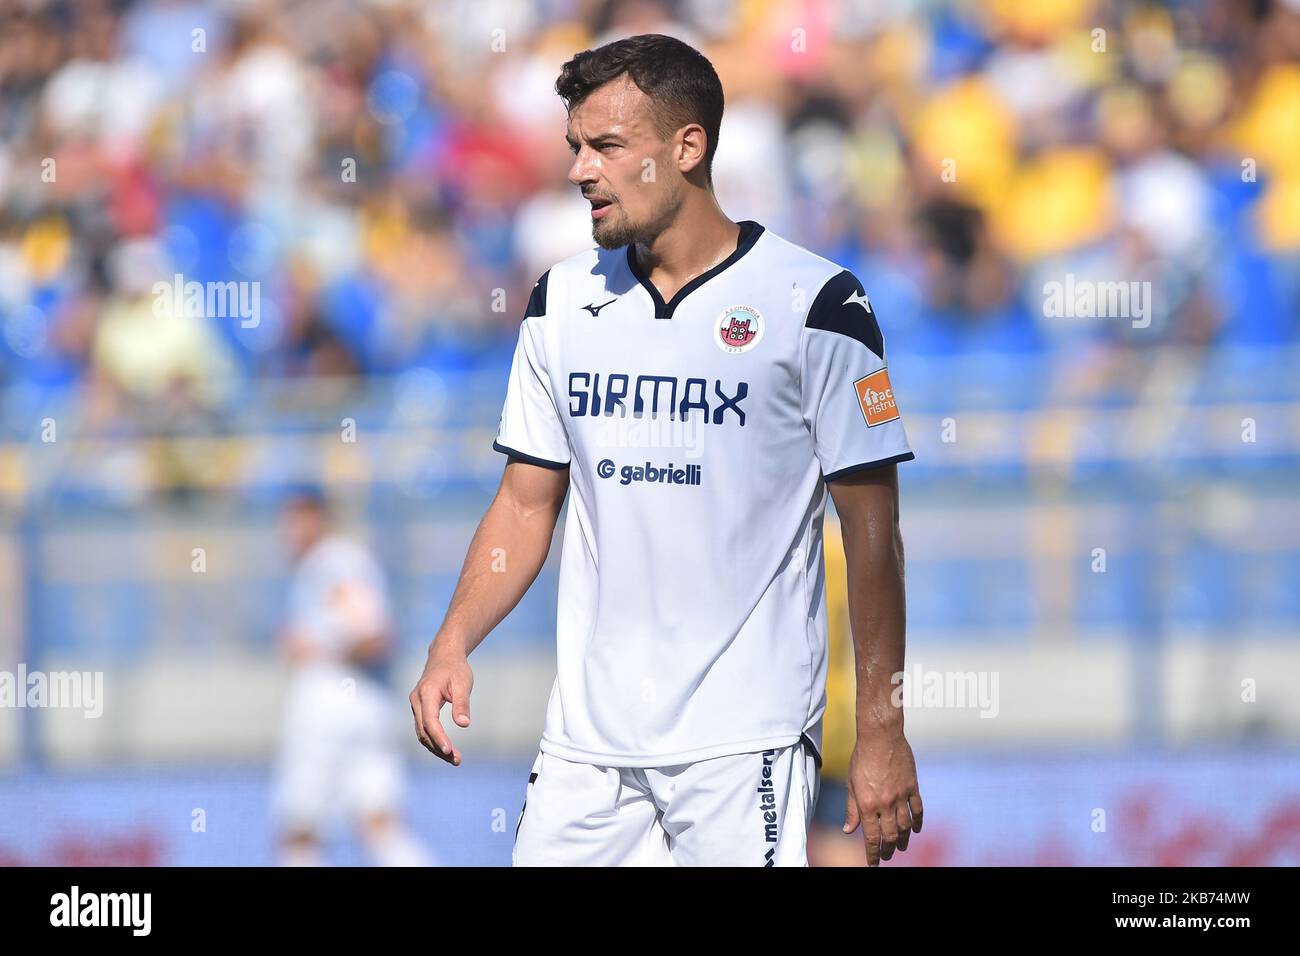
[853,368,900,427]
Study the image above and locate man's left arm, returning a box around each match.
[827,463,923,866]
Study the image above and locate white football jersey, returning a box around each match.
[287,534,392,672]
[494,220,914,767]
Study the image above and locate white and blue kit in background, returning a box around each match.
[495,220,914,865]
[272,534,405,834]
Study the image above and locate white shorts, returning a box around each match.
[512,735,822,866]
[272,667,405,833]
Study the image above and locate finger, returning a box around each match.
[895,801,913,852]
[842,792,860,834]
[424,722,456,764]
[409,693,437,750]
[413,706,451,762]
[409,701,437,755]
[451,680,472,728]
[878,807,900,861]
[426,733,458,765]
[417,686,455,758]
[862,814,882,867]
[909,792,924,832]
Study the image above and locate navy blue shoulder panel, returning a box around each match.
[524,270,550,319]
[805,269,884,361]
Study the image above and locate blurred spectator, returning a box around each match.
[0,0,1295,444]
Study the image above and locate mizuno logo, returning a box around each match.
[843,290,873,313]
[582,298,617,316]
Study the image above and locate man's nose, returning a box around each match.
[568,147,597,188]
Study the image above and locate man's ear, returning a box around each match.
[677,123,709,178]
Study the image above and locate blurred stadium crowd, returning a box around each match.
[1,0,1297,451]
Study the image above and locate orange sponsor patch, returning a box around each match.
[853,368,900,427]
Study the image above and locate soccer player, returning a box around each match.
[274,486,432,867]
[411,34,922,866]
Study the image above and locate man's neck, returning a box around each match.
[633,198,740,304]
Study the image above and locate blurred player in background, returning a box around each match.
[274,487,432,867]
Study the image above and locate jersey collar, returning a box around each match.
[626,220,765,320]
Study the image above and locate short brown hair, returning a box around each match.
[555,34,724,185]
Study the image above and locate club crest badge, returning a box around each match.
[715,305,763,354]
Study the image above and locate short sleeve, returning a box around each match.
[800,269,915,481]
[493,271,571,469]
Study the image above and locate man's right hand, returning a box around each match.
[410,646,474,766]
[408,458,568,767]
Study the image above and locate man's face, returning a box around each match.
[566,77,684,249]
[281,499,325,559]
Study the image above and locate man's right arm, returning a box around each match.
[409,457,569,765]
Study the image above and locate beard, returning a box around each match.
[591,205,640,250]
[590,187,683,250]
